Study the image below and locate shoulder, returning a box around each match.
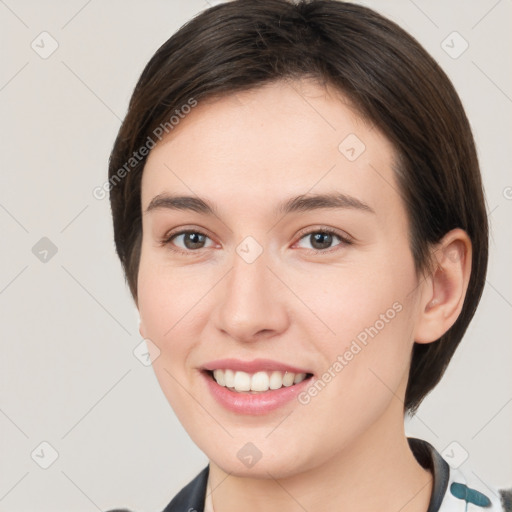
[407,437,510,512]
[105,464,210,512]
[161,465,209,512]
[439,460,511,511]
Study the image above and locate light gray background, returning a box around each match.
[0,1,510,511]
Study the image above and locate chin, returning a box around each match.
[214,457,302,479]
[202,440,319,480]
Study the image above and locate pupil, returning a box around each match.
[311,232,332,250]
[185,232,205,249]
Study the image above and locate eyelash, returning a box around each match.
[159,226,353,257]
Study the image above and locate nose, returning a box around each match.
[211,246,290,344]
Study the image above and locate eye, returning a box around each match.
[159,226,353,256]
[160,229,215,254]
[295,227,353,253]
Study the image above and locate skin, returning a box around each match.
[137,79,472,512]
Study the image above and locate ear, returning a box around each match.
[414,228,472,344]
[136,308,147,339]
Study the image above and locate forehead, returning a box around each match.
[141,79,400,219]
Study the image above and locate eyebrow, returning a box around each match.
[144,191,375,216]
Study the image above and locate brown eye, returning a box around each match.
[295,228,353,253]
[308,232,335,250]
[163,230,214,253]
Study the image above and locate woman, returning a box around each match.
[106,1,510,510]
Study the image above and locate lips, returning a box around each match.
[200,358,314,414]
[202,358,313,374]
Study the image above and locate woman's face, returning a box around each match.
[138,79,427,477]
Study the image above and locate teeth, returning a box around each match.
[233,371,251,391]
[294,373,306,384]
[282,371,295,387]
[251,371,269,391]
[224,369,235,388]
[210,369,308,393]
[269,370,283,390]
[213,369,225,386]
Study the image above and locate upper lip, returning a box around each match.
[202,358,313,375]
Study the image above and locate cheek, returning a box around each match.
[137,254,209,339]
[290,256,415,344]
[294,255,418,403]
[138,264,201,422]
[136,261,196,401]
[292,297,416,457]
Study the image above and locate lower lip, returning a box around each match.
[201,371,313,415]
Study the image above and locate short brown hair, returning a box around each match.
[108,0,488,413]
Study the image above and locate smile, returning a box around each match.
[200,358,315,415]
[208,369,311,393]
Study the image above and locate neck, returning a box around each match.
[207,401,433,512]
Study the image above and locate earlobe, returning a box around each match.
[137,309,146,339]
[414,228,472,344]
[135,306,145,338]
